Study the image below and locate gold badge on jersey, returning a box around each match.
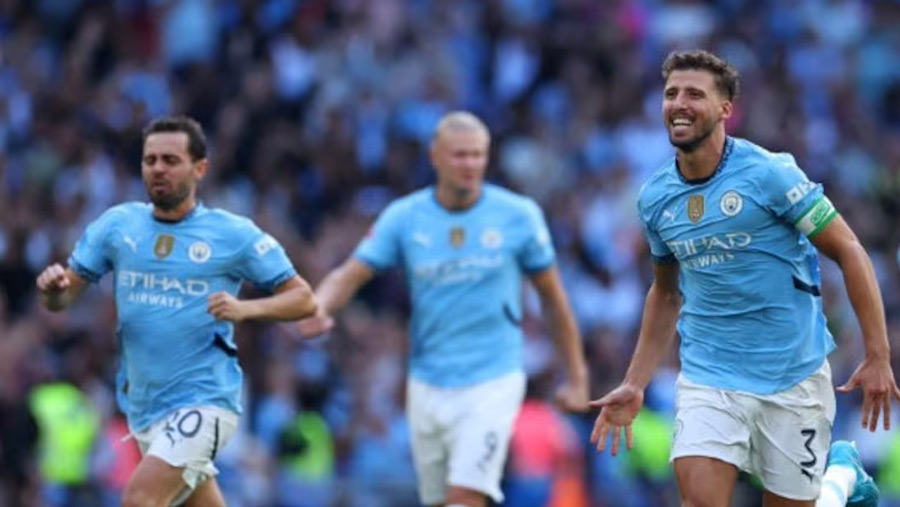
[154,234,175,258]
[687,195,705,223]
[450,227,465,248]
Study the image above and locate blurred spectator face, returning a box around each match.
[430,128,490,196]
[662,70,732,152]
[141,133,207,211]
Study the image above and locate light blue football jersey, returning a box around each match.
[638,137,837,394]
[355,183,555,387]
[69,203,296,430]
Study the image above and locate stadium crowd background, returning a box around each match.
[3,0,900,506]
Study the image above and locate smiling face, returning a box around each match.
[142,132,207,211]
[662,69,733,152]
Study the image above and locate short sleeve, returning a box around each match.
[354,201,404,271]
[637,194,675,264]
[765,157,837,238]
[643,224,675,264]
[518,200,556,273]
[68,208,118,283]
[236,226,297,291]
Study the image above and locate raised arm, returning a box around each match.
[528,266,589,412]
[36,264,90,312]
[811,215,900,431]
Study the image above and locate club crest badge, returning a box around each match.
[154,235,175,259]
[720,191,743,217]
[188,241,212,263]
[687,195,705,223]
[481,228,503,249]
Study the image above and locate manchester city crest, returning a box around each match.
[720,191,743,217]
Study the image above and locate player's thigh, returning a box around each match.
[674,456,739,507]
[752,363,835,502]
[761,491,815,507]
[183,477,226,507]
[407,378,451,506]
[447,371,526,504]
[123,455,186,507]
[670,375,753,472]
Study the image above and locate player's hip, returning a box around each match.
[124,383,243,432]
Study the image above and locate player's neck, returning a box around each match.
[152,197,198,223]
[676,129,727,182]
[435,185,481,211]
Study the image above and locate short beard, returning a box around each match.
[149,183,191,211]
[669,119,717,153]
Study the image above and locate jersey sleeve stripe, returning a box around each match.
[794,196,837,238]
[522,261,554,274]
[652,253,677,264]
[68,259,102,283]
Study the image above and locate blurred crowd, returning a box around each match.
[3,0,900,506]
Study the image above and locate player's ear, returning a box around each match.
[720,98,734,121]
[194,158,209,181]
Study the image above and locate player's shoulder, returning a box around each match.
[482,183,541,214]
[93,201,150,225]
[198,205,258,230]
[731,137,799,173]
[637,159,678,212]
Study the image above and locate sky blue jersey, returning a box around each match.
[69,203,296,430]
[355,184,556,387]
[638,137,838,394]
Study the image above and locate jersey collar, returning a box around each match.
[675,136,734,186]
[151,202,203,224]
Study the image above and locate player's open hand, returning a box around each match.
[208,292,248,322]
[589,383,644,456]
[837,356,900,432]
[554,377,590,413]
[296,310,335,339]
[36,263,70,293]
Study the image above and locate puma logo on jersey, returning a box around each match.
[123,235,138,253]
[413,232,432,248]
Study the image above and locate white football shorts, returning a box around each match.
[671,361,835,500]
[131,405,238,505]
[406,370,526,505]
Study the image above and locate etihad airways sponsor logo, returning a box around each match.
[413,254,504,285]
[118,270,211,308]
[666,232,752,270]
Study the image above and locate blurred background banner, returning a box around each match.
[2,1,900,506]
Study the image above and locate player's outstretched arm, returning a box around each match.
[209,275,317,322]
[296,258,375,339]
[589,261,680,454]
[811,215,900,431]
[529,265,589,412]
[36,264,89,312]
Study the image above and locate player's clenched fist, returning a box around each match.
[208,291,248,322]
[36,263,71,293]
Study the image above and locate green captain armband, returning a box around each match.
[794,196,837,238]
